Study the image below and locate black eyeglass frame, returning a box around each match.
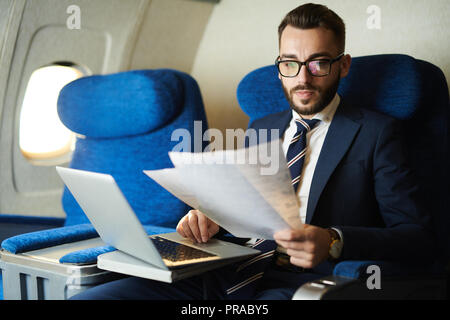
[275,53,345,78]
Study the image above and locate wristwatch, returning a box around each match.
[327,228,343,260]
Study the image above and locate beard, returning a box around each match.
[282,73,341,116]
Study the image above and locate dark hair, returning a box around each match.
[278,3,346,52]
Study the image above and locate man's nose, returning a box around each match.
[296,63,312,83]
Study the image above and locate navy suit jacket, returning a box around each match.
[247,99,434,262]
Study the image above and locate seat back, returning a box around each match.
[237,54,450,263]
[58,69,208,227]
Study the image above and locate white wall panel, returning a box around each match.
[0,0,149,217]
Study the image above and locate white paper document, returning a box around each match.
[144,140,302,239]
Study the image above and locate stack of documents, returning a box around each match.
[144,140,302,240]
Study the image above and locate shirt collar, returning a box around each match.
[291,93,340,125]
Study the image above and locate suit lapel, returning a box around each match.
[306,101,362,224]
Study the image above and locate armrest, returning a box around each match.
[333,260,442,279]
[293,260,448,300]
[292,275,358,300]
[60,244,115,264]
[293,273,447,300]
[1,223,98,254]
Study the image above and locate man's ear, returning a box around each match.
[339,54,352,78]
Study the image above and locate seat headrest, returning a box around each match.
[58,69,183,138]
[338,54,422,119]
[237,65,289,122]
[237,54,424,122]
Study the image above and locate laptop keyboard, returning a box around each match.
[151,236,217,262]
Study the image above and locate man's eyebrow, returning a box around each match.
[279,51,334,60]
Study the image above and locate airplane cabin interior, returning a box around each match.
[0,0,448,303]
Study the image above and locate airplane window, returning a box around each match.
[19,63,85,165]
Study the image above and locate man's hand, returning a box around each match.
[176,209,219,243]
[273,224,332,269]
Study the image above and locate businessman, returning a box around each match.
[72,3,434,300]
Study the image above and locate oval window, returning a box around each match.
[19,63,86,164]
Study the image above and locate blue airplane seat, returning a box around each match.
[1,69,208,266]
[237,54,449,299]
[59,68,207,228]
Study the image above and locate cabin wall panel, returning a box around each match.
[129,0,214,73]
[0,0,150,217]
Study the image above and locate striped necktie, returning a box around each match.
[286,118,320,191]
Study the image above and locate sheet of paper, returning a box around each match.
[144,168,198,209]
[234,142,302,230]
[145,139,302,239]
[179,164,292,239]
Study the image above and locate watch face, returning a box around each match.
[330,240,343,259]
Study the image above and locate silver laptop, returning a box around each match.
[55,166,259,271]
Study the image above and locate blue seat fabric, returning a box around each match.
[59,69,207,228]
[1,224,98,254]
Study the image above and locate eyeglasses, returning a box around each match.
[275,53,344,77]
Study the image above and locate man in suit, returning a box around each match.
[71,3,434,300]
[177,2,434,296]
